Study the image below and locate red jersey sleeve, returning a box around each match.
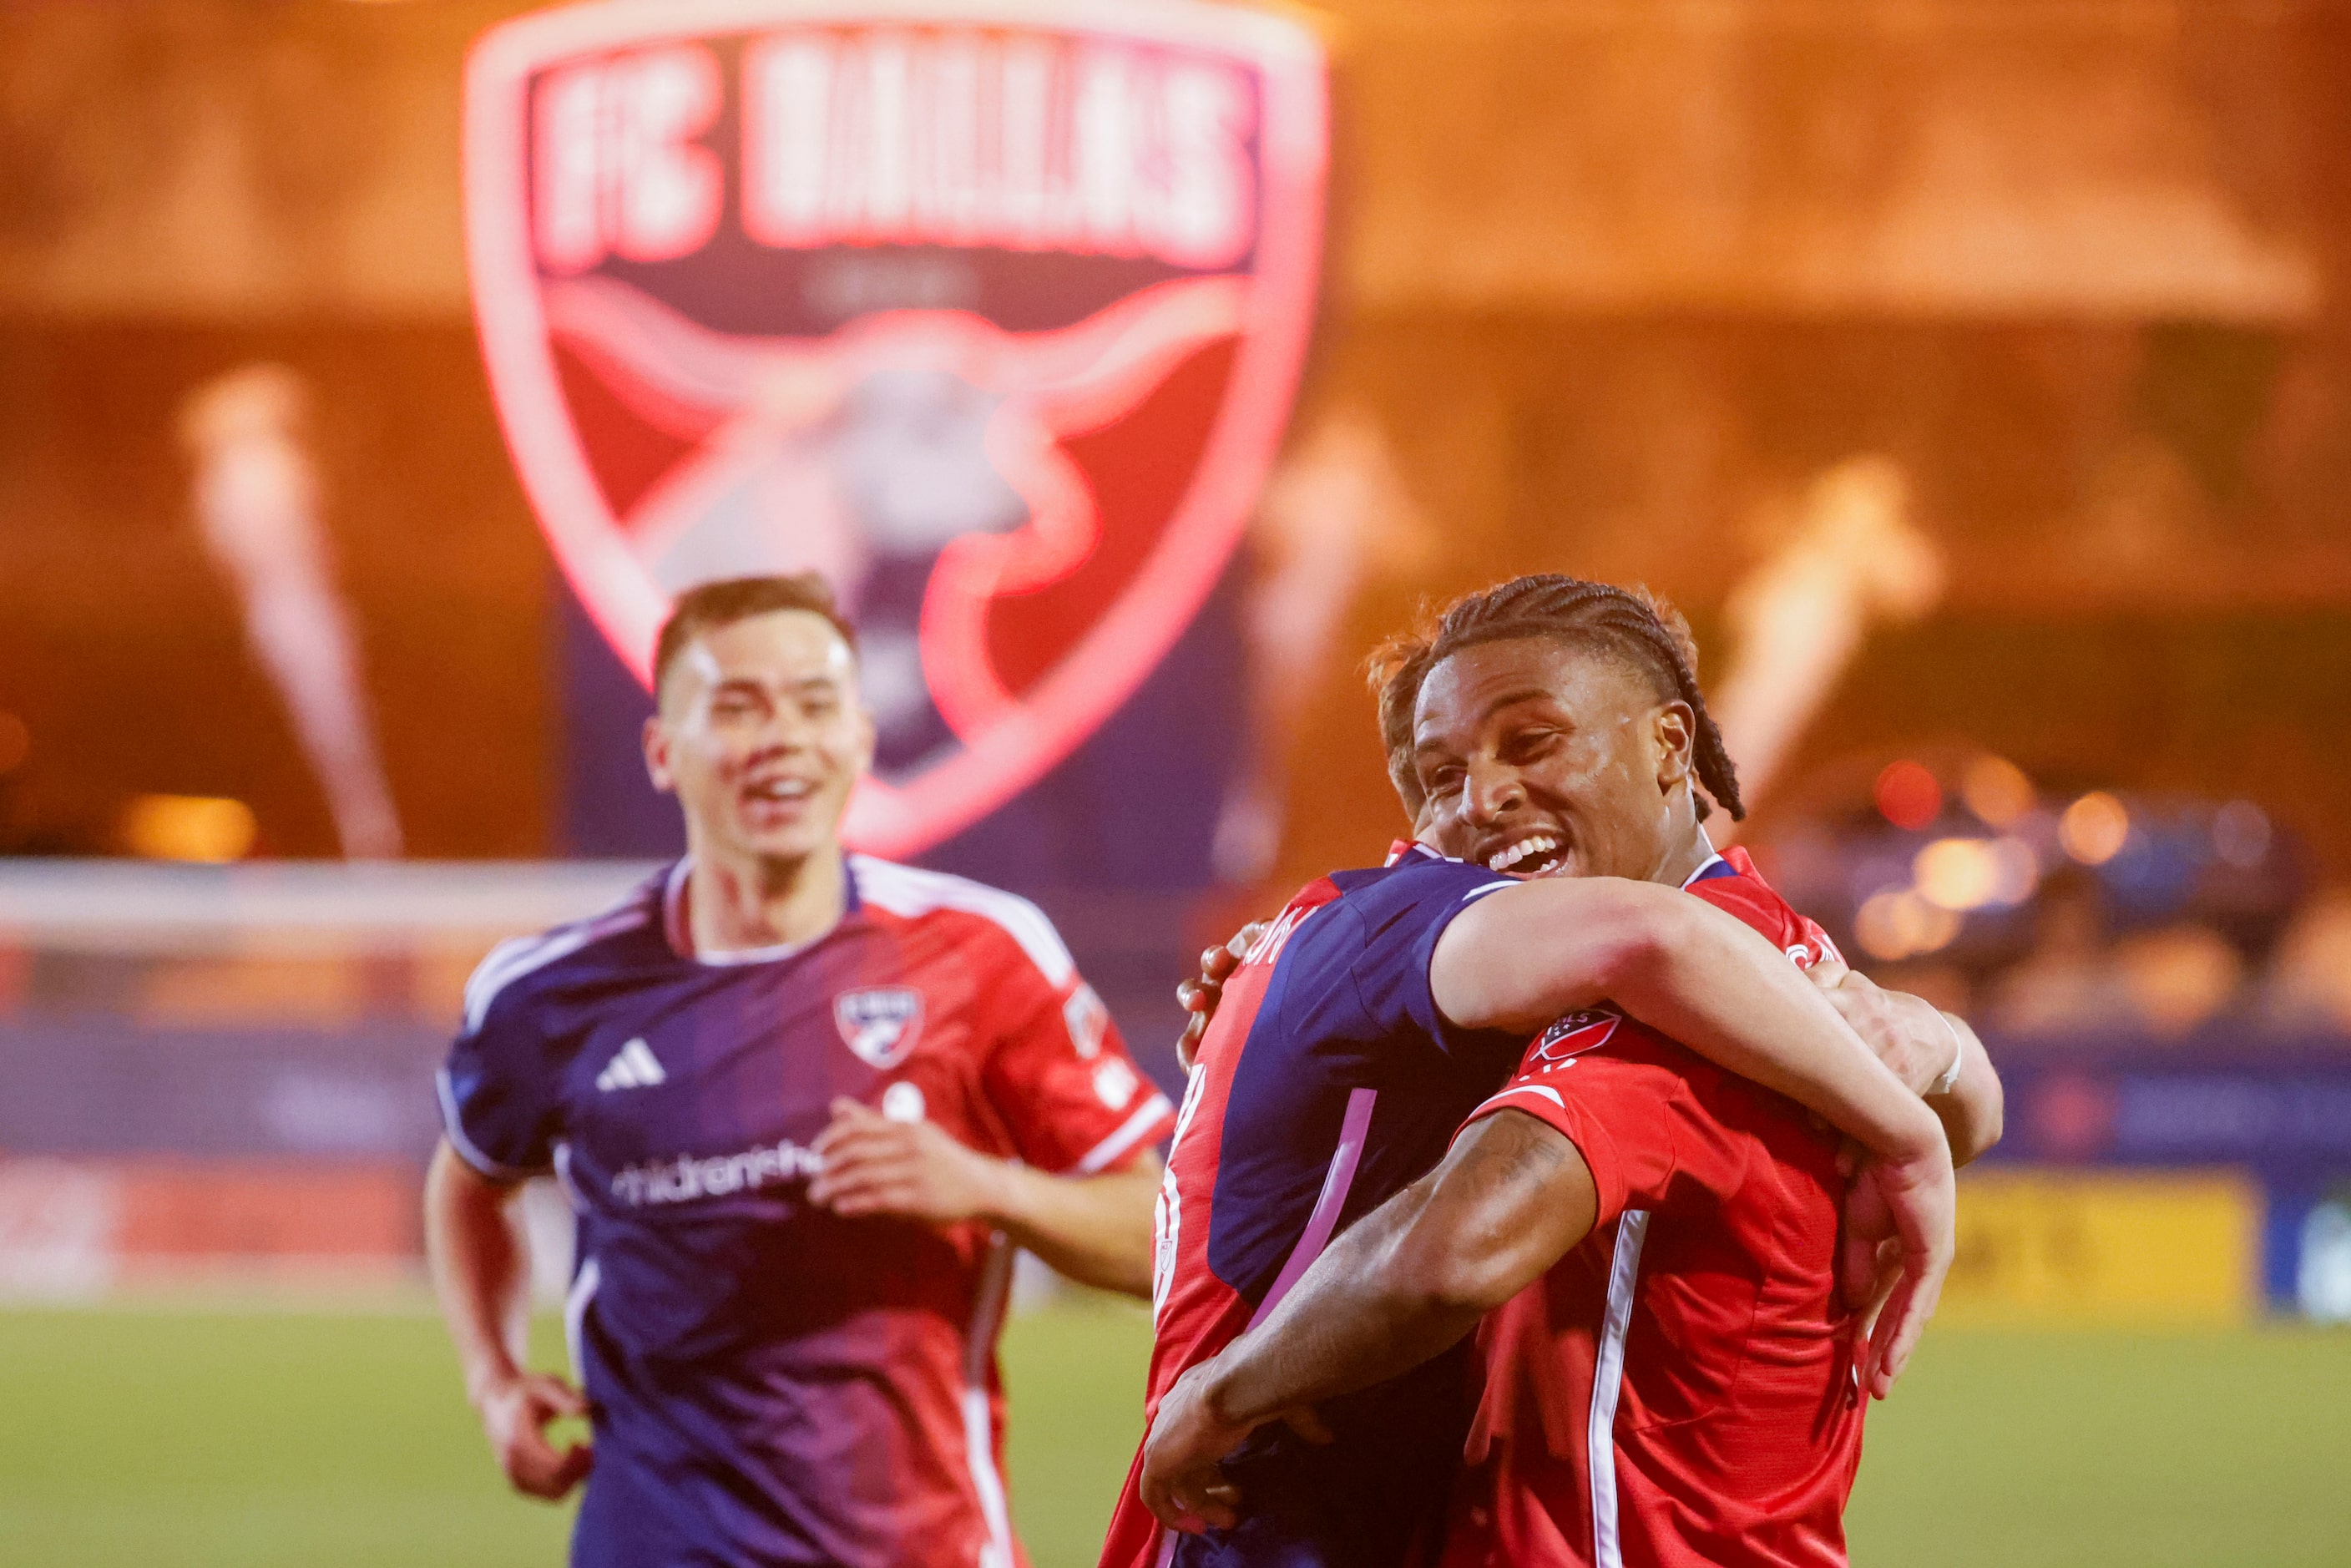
[1459,1010,1752,1229]
[976,935,1175,1176]
[1690,849,1844,972]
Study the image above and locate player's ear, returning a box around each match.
[643,713,677,795]
[1651,701,1696,797]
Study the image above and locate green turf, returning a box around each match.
[0,1299,2343,1566]
[1845,1325,2351,1568]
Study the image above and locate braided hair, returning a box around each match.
[1365,574,1744,822]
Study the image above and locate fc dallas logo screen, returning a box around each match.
[465,0,1327,856]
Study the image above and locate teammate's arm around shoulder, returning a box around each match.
[423,1142,591,1502]
[1431,876,1948,1171]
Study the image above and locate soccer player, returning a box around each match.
[1139,576,2000,1567]
[424,574,1175,1568]
[1099,590,1954,1568]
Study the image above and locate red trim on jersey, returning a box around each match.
[1100,874,1345,1568]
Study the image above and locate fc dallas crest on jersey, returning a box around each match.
[464,0,1327,855]
[1529,1007,1621,1065]
[834,985,927,1068]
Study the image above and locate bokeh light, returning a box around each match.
[1914,836,2040,912]
[2213,800,2272,868]
[1853,887,1963,960]
[120,795,258,863]
[1873,760,1942,831]
[1960,754,2035,827]
[2060,791,2131,864]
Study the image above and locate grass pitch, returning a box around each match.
[0,1298,2343,1567]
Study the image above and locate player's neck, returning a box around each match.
[684,842,847,955]
[1651,802,1717,890]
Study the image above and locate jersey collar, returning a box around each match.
[660,855,860,966]
[1385,839,1444,867]
[1681,829,1736,888]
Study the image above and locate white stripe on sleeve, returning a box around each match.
[1074,1095,1176,1174]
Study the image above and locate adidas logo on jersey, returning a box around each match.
[596,1037,667,1092]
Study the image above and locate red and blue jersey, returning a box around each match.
[438,855,1173,1568]
[1443,849,1862,1568]
[1102,845,1524,1568]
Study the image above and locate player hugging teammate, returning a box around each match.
[1115,575,2002,1568]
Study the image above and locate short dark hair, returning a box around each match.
[1365,574,1743,823]
[651,574,859,701]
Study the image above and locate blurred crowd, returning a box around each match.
[1765,756,2348,1043]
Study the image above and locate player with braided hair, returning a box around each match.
[1369,574,1742,828]
[1138,572,2002,1568]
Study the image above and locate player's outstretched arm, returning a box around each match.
[1433,877,1949,1171]
[809,1099,1163,1297]
[423,1141,592,1501]
[1142,1108,1597,1533]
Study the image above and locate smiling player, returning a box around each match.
[424,574,1174,1568]
[1100,580,1962,1568]
[1140,576,2000,1568]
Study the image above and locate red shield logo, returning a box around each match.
[1531,1008,1620,1065]
[464,0,1327,856]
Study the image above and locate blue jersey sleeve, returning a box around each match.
[1281,858,1525,1068]
[436,942,565,1181]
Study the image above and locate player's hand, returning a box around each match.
[810,1096,1008,1227]
[1840,1141,1955,1400]
[1807,960,1950,1098]
[1176,923,1266,1070]
[477,1369,593,1501]
[1139,1358,1256,1533]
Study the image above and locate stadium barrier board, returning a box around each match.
[1944,1167,2260,1328]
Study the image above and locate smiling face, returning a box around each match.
[1410,635,1706,885]
[644,608,875,873]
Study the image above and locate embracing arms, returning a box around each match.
[1140,1109,1589,1530]
[1805,964,2002,1165]
[1140,877,1962,1531]
[1183,886,2004,1166]
[1433,876,1953,1168]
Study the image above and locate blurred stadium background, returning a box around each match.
[5,1,2351,1563]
